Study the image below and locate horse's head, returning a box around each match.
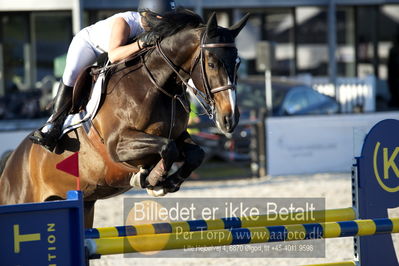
[142,9,248,133]
[190,13,249,134]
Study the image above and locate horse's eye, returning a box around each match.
[208,63,215,69]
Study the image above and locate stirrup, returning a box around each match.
[29,124,61,152]
[29,135,57,152]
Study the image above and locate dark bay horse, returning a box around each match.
[0,11,249,227]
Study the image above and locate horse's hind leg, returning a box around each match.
[44,196,95,228]
[110,129,179,188]
[84,201,96,228]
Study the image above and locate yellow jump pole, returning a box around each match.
[303,261,357,266]
[85,217,399,256]
[85,207,356,239]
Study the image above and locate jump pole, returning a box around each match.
[85,207,356,239]
[85,217,399,256]
[303,261,356,266]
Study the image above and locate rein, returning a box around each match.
[90,47,152,76]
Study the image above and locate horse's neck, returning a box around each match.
[146,30,200,82]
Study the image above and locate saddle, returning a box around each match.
[70,53,110,114]
[70,51,146,114]
[59,50,149,137]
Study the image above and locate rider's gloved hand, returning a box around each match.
[139,32,161,48]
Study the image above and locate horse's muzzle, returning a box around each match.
[216,113,237,134]
[224,114,236,133]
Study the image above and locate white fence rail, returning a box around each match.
[290,75,376,113]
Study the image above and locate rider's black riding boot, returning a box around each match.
[29,81,73,152]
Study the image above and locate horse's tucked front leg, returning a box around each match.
[162,131,205,193]
[109,129,179,188]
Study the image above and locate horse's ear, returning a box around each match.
[206,12,218,38]
[229,13,250,38]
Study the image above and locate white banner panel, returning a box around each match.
[266,112,399,176]
[0,131,31,156]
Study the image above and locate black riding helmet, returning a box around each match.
[138,0,176,17]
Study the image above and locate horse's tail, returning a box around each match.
[0,150,13,177]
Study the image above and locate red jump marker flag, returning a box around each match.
[56,152,80,190]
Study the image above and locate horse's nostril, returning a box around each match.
[224,115,228,124]
[224,115,233,128]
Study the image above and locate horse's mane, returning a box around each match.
[143,8,204,40]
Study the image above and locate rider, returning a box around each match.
[30,0,177,151]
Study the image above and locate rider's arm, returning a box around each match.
[108,17,144,63]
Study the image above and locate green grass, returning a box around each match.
[192,160,252,180]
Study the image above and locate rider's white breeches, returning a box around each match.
[62,29,101,87]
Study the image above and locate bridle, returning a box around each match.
[155,30,240,119]
[91,28,240,139]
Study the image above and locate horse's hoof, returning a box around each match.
[162,172,184,193]
[165,185,181,193]
[146,187,167,197]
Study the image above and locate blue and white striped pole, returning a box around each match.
[85,217,399,256]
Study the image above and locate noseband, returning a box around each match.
[156,31,239,119]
